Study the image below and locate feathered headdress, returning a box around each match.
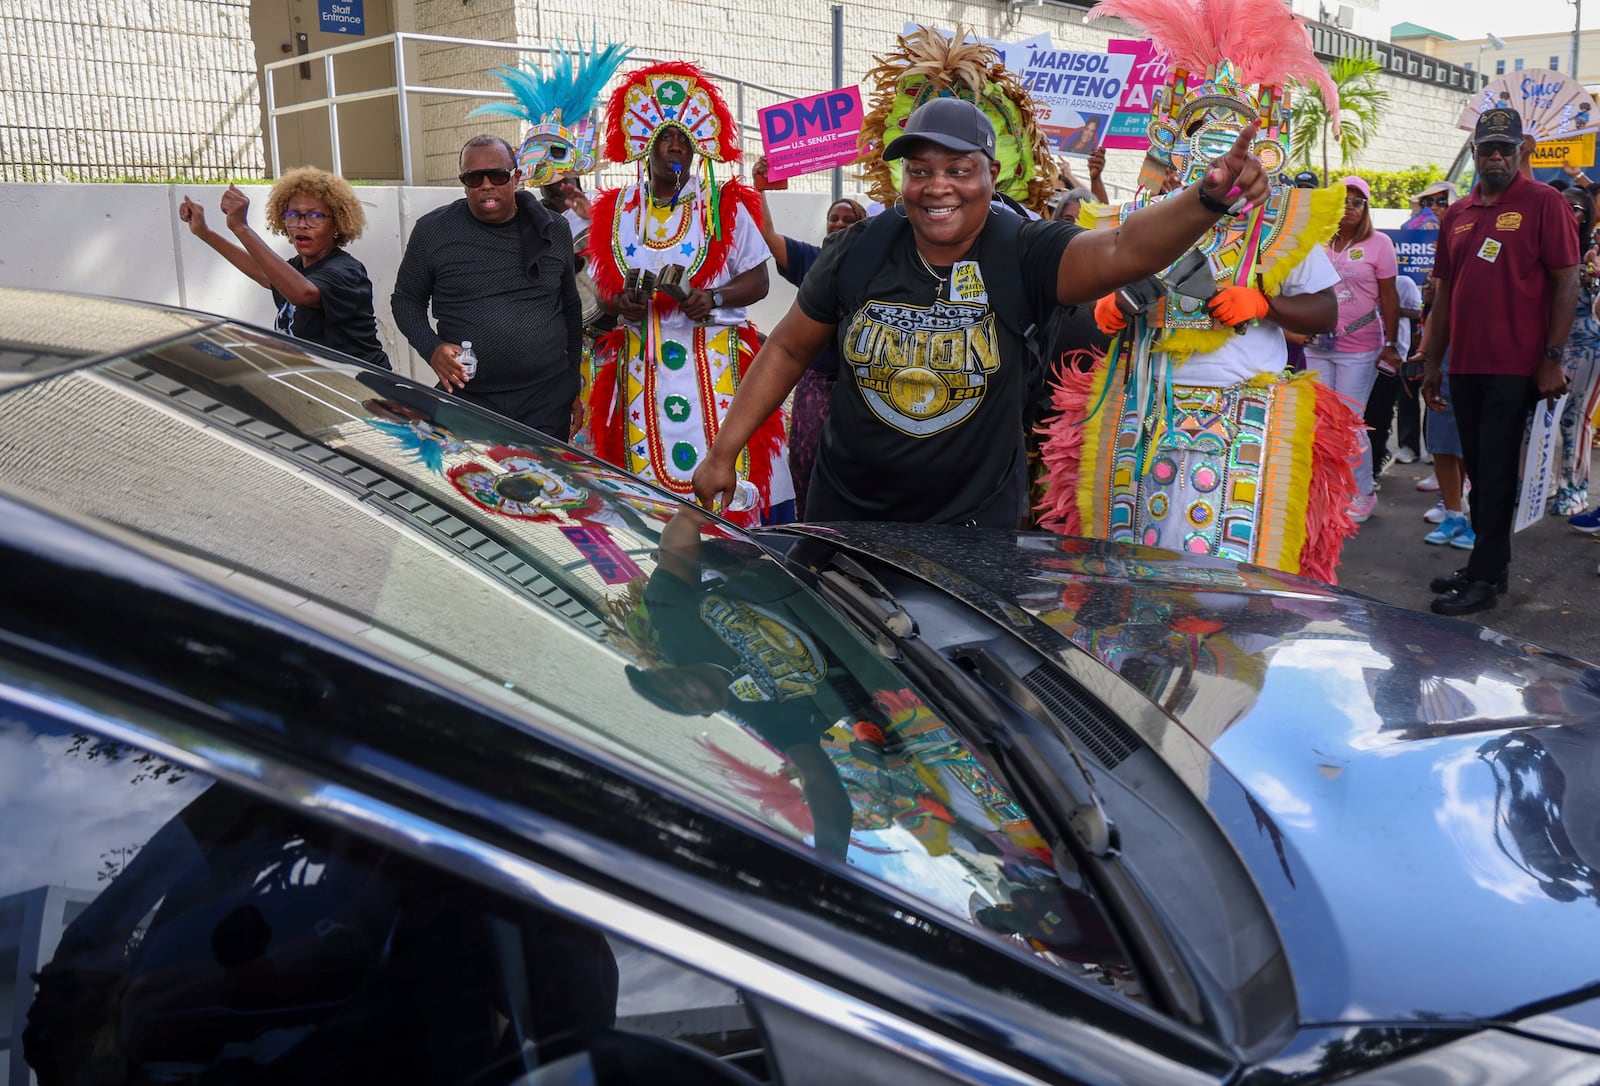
[469,37,633,186]
[856,26,1058,213]
[602,61,741,165]
[1088,0,1338,185]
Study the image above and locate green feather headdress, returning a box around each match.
[856,26,1058,213]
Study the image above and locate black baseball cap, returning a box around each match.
[1473,107,1524,145]
[1292,170,1319,188]
[883,98,998,161]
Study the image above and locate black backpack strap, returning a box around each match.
[977,207,1066,418]
[975,206,1034,345]
[836,211,910,315]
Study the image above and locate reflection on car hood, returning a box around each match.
[0,289,218,389]
[777,523,1600,1026]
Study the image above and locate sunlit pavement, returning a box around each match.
[1338,451,1600,666]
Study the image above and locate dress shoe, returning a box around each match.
[1431,580,1498,616]
[1429,568,1508,595]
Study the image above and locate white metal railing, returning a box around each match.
[262,32,792,186]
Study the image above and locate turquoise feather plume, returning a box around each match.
[468,36,633,126]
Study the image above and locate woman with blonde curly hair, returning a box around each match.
[179,168,389,368]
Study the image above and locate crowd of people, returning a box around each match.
[174,11,1600,618]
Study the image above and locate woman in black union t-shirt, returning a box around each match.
[690,97,1270,527]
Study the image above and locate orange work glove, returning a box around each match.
[1093,292,1128,335]
[1206,285,1270,327]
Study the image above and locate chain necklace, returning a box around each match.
[914,247,948,291]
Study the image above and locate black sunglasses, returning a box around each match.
[459,168,514,188]
[1419,195,1448,207]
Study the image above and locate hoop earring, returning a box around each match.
[893,194,907,219]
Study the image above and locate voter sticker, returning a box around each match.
[1477,238,1502,263]
[1349,247,1365,261]
[951,261,988,304]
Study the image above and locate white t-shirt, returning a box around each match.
[1396,273,1422,358]
[621,181,772,327]
[1169,246,1341,387]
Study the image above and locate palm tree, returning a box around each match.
[1291,54,1389,184]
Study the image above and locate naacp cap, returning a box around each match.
[1473,108,1524,145]
[883,98,998,161]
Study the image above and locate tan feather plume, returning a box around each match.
[856,26,1058,211]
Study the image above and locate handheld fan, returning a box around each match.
[1457,69,1599,141]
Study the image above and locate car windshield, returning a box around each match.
[0,319,1140,1000]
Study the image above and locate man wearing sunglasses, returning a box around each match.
[392,134,585,440]
[1419,109,1579,615]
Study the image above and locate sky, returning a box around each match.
[1385,0,1590,42]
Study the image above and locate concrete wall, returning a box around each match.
[412,0,520,186]
[4,0,1475,194]
[1,0,264,183]
[1347,68,1472,176]
[0,182,835,382]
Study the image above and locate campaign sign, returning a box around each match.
[1017,47,1135,157]
[759,86,864,182]
[318,0,364,34]
[1515,393,1567,532]
[1382,228,1437,286]
[557,525,643,585]
[1530,133,1597,169]
[1104,39,1169,151]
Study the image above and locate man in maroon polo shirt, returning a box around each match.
[1419,107,1578,615]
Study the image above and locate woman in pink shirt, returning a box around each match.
[1305,175,1401,523]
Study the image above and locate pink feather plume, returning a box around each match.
[1090,0,1339,133]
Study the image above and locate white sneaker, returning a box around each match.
[1416,474,1439,492]
[1423,499,1446,524]
[1395,448,1419,464]
[1347,492,1378,523]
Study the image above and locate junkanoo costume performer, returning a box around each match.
[1037,0,1363,582]
[585,62,789,524]
[470,39,634,453]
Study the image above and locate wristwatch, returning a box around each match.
[1384,339,1398,348]
[711,289,726,308]
[1545,345,1564,360]
[1195,185,1236,216]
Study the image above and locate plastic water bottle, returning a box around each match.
[458,340,478,381]
[726,477,759,513]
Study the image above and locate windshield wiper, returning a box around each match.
[812,563,1204,1025]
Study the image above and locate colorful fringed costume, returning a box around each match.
[1036,0,1363,582]
[583,62,789,525]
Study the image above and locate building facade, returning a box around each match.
[1395,24,1600,92]
[4,0,1478,190]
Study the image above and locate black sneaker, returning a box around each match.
[1429,568,1508,595]
[1431,580,1498,616]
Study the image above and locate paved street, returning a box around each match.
[1338,454,1600,666]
